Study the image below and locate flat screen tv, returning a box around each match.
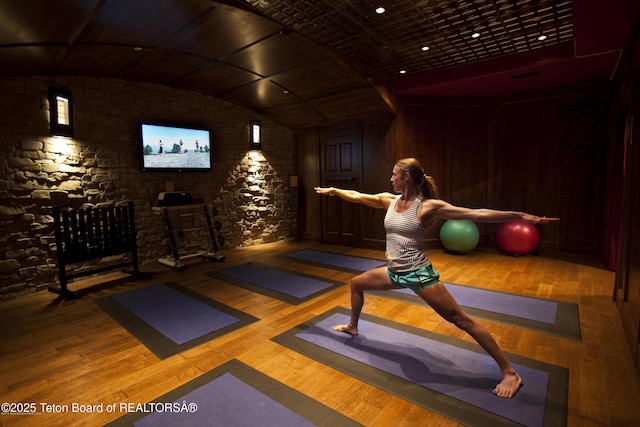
[140,123,212,172]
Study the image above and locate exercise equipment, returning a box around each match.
[50,202,149,299]
[439,219,479,254]
[496,219,539,256]
[154,203,225,270]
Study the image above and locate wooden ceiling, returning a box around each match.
[0,0,638,130]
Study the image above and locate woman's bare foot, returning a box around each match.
[332,324,358,335]
[493,371,523,398]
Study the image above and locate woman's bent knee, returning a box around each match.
[350,277,367,292]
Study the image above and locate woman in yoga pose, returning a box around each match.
[314,157,558,398]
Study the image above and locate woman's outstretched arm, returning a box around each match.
[420,199,559,224]
[314,186,395,209]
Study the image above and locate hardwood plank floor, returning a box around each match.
[1,241,638,426]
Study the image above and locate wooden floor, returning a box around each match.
[1,241,639,427]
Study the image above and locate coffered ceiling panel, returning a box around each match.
[308,87,395,123]
[0,0,637,130]
[220,78,295,110]
[0,0,102,44]
[79,0,213,46]
[269,59,368,99]
[167,5,281,59]
[55,45,147,76]
[262,102,327,130]
[117,50,212,85]
[179,63,260,95]
[224,32,334,77]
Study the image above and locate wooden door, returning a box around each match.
[559,103,607,253]
[320,128,362,246]
[616,115,640,368]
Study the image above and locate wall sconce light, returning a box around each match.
[48,87,74,138]
[249,119,262,150]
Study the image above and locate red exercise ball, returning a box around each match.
[496,220,540,256]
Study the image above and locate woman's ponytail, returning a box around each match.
[396,158,440,199]
[422,174,440,199]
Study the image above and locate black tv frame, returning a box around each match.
[140,122,212,173]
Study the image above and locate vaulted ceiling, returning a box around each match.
[1,0,638,130]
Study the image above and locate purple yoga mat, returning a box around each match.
[393,283,558,324]
[111,284,239,345]
[134,373,314,427]
[216,263,336,298]
[285,249,386,272]
[288,250,559,325]
[297,312,549,427]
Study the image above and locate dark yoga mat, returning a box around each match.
[284,249,581,340]
[95,282,258,359]
[207,262,345,305]
[370,284,582,341]
[281,249,386,274]
[105,359,361,427]
[273,307,568,427]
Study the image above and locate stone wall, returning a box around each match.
[0,76,298,300]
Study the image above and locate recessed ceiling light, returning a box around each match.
[537,34,547,41]
[375,6,385,14]
[421,46,430,51]
[471,32,480,39]
[134,47,143,51]
[399,70,407,74]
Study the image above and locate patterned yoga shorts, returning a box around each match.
[387,264,440,294]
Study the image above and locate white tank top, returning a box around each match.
[384,195,429,272]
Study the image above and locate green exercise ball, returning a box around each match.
[439,219,480,254]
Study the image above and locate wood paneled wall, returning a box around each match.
[394,99,492,246]
[295,131,320,241]
[297,83,612,258]
[614,24,640,370]
[299,68,640,370]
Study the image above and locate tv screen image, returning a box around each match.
[141,123,212,172]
